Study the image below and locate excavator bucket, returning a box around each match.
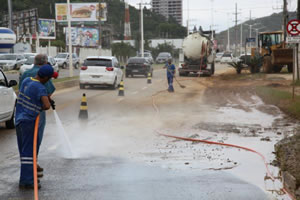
[271,48,293,66]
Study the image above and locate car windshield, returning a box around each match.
[56,54,68,58]
[222,53,231,57]
[216,53,223,57]
[84,59,112,67]
[24,57,35,65]
[128,58,146,64]
[0,55,17,60]
[158,53,170,57]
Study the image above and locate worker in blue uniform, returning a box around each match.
[164,58,176,92]
[19,54,57,178]
[16,65,56,189]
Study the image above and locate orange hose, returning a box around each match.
[33,115,40,200]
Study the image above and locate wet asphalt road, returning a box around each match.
[0,64,274,200]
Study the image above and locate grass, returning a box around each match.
[256,86,300,119]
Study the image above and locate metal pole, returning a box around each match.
[293,46,295,100]
[67,0,73,77]
[240,22,243,55]
[283,0,288,46]
[98,0,102,55]
[187,0,189,35]
[140,1,144,57]
[7,0,12,29]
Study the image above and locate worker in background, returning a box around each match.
[19,54,58,178]
[163,58,176,92]
[16,65,56,189]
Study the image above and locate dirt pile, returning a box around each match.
[275,132,300,199]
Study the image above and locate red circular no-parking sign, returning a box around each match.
[287,19,300,36]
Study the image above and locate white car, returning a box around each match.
[220,53,233,63]
[215,52,224,62]
[79,56,123,89]
[23,53,37,60]
[0,54,26,71]
[55,53,80,69]
[19,56,59,78]
[0,69,17,129]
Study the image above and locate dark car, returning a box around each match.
[126,57,153,78]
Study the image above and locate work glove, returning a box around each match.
[50,99,56,110]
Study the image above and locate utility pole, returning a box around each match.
[233,3,240,56]
[67,0,73,77]
[283,0,288,45]
[240,21,243,55]
[187,0,189,35]
[98,0,102,54]
[7,0,12,29]
[227,13,230,51]
[140,1,144,58]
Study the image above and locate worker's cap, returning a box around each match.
[38,64,55,78]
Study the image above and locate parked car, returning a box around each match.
[54,53,80,69]
[0,54,26,71]
[19,56,59,78]
[156,52,172,64]
[215,52,224,63]
[126,57,153,78]
[0,69,17,129]
[23,53,37,60]
[79,56,123,89]
[220,52,233,63]
[138,52,154,64]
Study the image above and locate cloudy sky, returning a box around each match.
[126,0,297,33]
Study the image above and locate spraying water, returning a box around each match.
[53,110,76,159]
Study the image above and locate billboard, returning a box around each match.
[55,3,107,22]
[65,27,99,47]
[38,19,56,39]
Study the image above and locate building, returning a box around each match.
[151,0,182,25]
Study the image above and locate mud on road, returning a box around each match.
[141,69,299,199]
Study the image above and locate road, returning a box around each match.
[0,63,292,200]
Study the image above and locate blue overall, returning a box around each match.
[16,77,48,185]
[19,66,55,154]
[166,63,175,92]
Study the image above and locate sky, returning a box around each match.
[126,0,298,33]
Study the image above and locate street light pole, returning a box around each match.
[240,22,243,55]
[67,0,73,77]
[7,0,12,30]
[140,1,144,58]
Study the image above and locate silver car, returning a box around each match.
[0,54,26,71]
[54,53,80,69]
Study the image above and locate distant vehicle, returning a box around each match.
[19,56,59,77]
[23,53,37,60]
[0,69,17,129]
[138,52,154,64]
[0,28,16,53]
[0,54,26,71]
[215,52,224,63]
[54,53,80,69]
[126,57,153,78]
[220,52,233,63]
[156,52,172,64]
[179,31,215,76]
[80,56,123,89]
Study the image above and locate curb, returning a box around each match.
[54,79,79,91]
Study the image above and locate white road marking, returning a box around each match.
[142,87,148,90]
[48,145,58,151]
[117,98,124,102]
[132,91,139,95]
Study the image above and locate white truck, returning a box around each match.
[179,31,215,76]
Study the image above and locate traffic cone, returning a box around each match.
[118,80,125,96]
[79,93,88,119]
[147,72,152,84]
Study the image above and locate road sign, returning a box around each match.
[246,37,255,43]
[287,19,300,36]
[287,36,300,43]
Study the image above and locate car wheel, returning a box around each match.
[13,64,18,70]
[75,63,79,69]
[6,106,15,129]
[63,63,67,69]
[80,84,85,89]
[111,78,118,90]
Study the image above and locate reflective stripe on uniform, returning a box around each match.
[21,161,33,164]
[21,157,33,160]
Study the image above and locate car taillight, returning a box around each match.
[81,66,88,70]
[106,67,114,71]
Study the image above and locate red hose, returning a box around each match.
[156,131,296,200]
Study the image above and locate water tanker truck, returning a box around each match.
[179,31,215,76]
[0,27,16,53]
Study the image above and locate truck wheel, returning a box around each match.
[288,64,293,73]
[273,66,282,73]
[210,63,215,75]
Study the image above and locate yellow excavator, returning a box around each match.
[251,31,293,73]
